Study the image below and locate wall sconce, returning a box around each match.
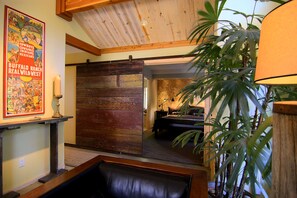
[158,98,175,111]
[255,1,297,197]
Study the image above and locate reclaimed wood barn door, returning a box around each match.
[76,60,143,155]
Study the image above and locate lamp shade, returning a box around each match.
[255,0,297,85]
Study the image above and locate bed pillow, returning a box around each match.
[188,106,204,116]
[168,107,180,115]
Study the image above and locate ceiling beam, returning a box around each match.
[100,40,197,54]
[66,34,101,56]
[56,0,132,21]
[56,0,73,21]
[66,0,132,12]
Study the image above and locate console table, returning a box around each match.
[0,116,73,198]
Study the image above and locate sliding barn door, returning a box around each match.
[76,61,143,155]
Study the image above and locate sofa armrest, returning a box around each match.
[190,172,208,198]
[20,156,103,198]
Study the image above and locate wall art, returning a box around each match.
[3,6,45,117]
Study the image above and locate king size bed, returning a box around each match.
[152,106,204,139]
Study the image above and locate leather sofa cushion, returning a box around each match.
[98,162,190,198]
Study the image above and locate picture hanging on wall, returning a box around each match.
[3,6,45,117]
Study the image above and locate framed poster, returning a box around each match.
[3,6,45,117]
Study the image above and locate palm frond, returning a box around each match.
[188,0,227,43]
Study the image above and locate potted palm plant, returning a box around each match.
[173,0,297,197]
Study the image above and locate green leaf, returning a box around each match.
[268,0,287,4]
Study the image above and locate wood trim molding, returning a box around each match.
[56,0,132,20]
[100,40,197,54]
[66,34,101,56]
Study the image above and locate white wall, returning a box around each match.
[0,0,93,193]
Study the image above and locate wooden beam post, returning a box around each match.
[56,0,73,21]
[65,0,132,12]
[66,34,101,56]
[272,101,297,198]
[56,0,132,21]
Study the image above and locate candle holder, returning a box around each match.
[52,95,63,118]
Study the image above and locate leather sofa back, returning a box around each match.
[38,161,191,198]
[98,162,190,198]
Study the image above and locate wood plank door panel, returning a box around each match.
[76,61,143,155]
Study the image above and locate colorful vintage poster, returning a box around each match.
[3,6,45,117]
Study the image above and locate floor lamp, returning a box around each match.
[255,1,297,197]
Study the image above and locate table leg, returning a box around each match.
[50,123,58,174]
[38,122,66,183]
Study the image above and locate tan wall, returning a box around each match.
[65,67,76,144]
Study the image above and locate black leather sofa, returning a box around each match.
[21,156,208,198]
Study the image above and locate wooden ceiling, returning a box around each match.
[57,0,212,54]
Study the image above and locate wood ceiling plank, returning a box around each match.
[79,9,118,48]
[121,2,147,45]
[134,0,173,43]
[133,0,151,42]
[104,7,130,47]
[159,0,183,41]
[176,0,194,39]
[100,40,196,54]
[153,0,175,42]
[102,3,137,47]
[75,2,147,48]
[134,0,203,43]
[151,0,174,42]
[66,34,101,55]
[99,6,135,48]
[74,11,107,48]
[65,0,215,53]
[99,6,127,47]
